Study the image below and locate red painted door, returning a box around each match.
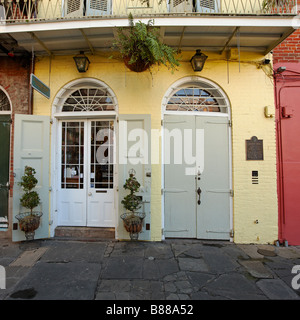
[276,69,300,245]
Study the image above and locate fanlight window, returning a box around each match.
[166,85,227,113]
[0,90,10,112]
[62,87,116,112]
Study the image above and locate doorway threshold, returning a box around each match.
[54,226,115,241]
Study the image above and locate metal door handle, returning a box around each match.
[197,187,201,205]
[88,192,92,196]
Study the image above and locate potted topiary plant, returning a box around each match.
[120,169,145,240]
[111,13,180,73]
[15,166,42,241]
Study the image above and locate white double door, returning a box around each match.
[164,114,231,239]
[57,119,115,227]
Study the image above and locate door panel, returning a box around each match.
[196,116,230,240]
[164,115,196,238]
[86,0,111,16]
[279,87,300,245]
[87,120,114,227]
[0,115,10,228]
[169,0,193,12]
[62,0,84,17]
[118,115,151,240]
[196,0,220,13]
[13,114,50,241]
[58,121,86,226]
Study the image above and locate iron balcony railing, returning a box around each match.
[0,0,297,23]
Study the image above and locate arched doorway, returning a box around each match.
[52,78,118,229]
[162,77,232,240]
[0,87,12,229]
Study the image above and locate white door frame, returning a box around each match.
[161,76,233,241]
[49,78,118,237]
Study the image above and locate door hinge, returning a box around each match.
[228,120,232,127]
[230,189,234,197]
[161,119,163,126]
[230,229,234,238]
[161,188,164,195]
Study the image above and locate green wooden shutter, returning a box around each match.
[13,114,50,241]
[0,115,11,228]
[118,115,151,240]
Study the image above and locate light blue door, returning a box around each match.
[164,114,230,239]
[12,114,50,241]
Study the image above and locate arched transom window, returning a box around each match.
[0,89,11,112]
[166,82,228,113]
[62,86,116,112]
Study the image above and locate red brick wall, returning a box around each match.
[0,56,31,238]
[0,56,31,115]
[273,0,300,64]
[0,56,31,194]
[273,29,300,64]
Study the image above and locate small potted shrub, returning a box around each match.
[16,166,43,241]
[120,170,145,240]
[111,13,180,73]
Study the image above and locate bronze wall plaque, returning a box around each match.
[246,136,263,160]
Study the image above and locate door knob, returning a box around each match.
[88,192,92,196]
[197,187,202,205]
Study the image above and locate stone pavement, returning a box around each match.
[0,238,300,300]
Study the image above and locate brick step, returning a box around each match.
[54,226,115,240]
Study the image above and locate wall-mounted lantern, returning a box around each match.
[190,49,208,72]
[73,51,90,73]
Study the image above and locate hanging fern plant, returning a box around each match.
[111,13,180,73]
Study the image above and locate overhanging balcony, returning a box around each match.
[0,0,297,22]
[0,0,298,57]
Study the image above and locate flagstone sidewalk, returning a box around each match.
[0,239,299,300]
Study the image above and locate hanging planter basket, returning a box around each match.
[16,212,43,241]
[121,212,145,240]
[123,56,152,73]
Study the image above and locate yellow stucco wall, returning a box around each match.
[33,50,278,244]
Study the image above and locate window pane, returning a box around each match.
[61,122,84,189]
[166,85,224,112]
[90,120,114,189]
